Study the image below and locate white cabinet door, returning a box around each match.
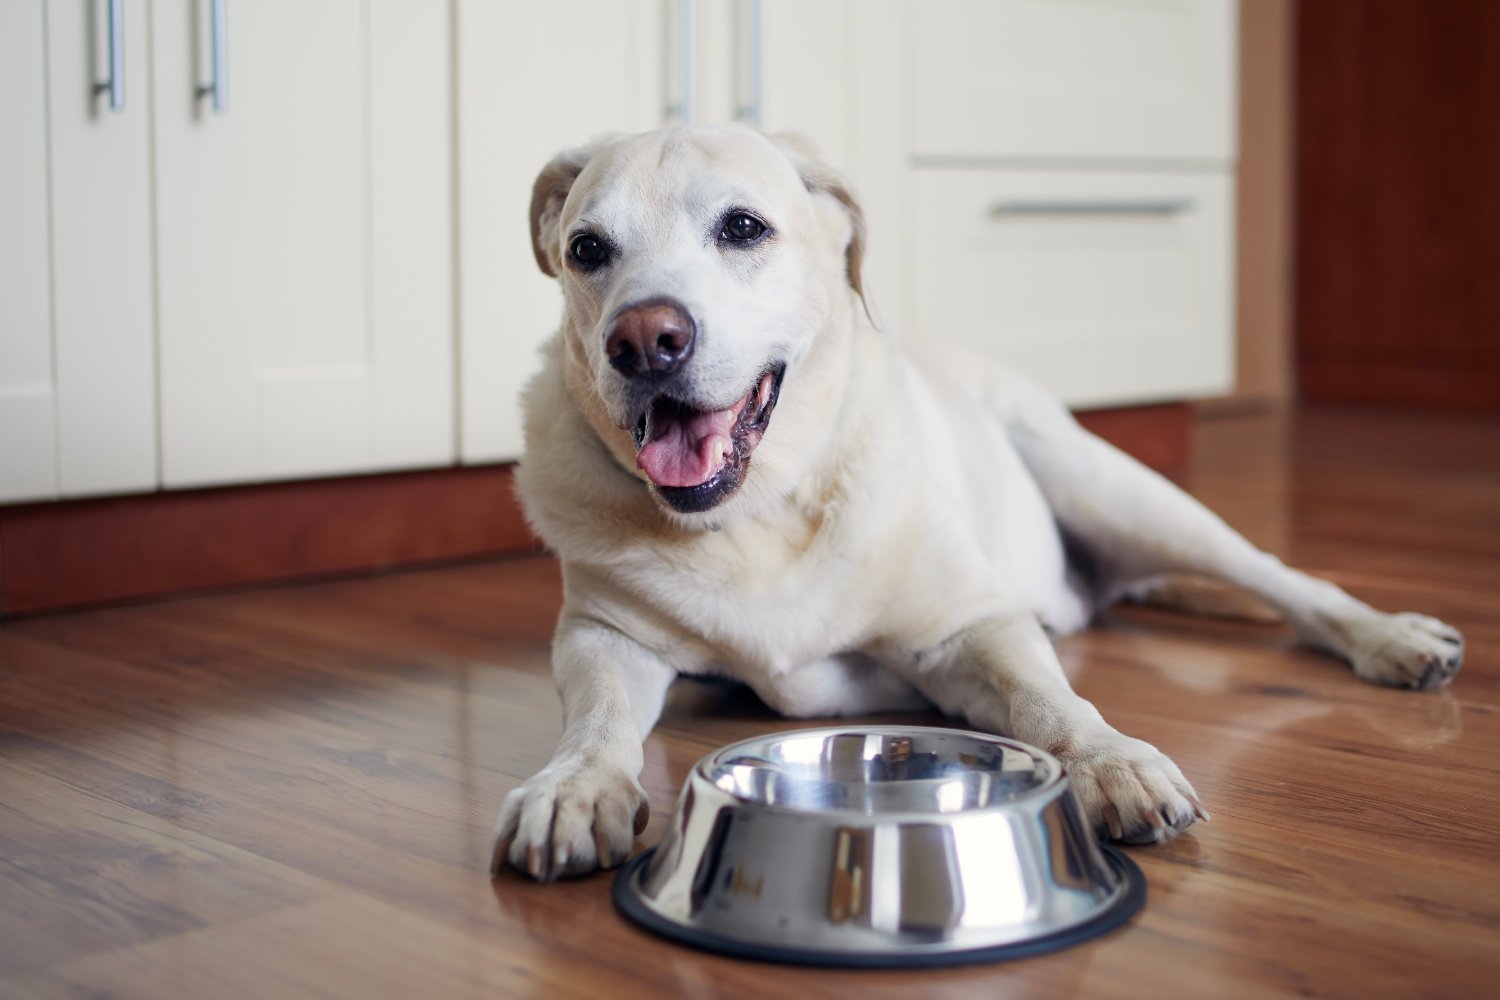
[757,1,854,168]
[909,169,1234,407]
[0,2,57,503]
[456,0,661,463]
[153,0,453,488]
[909,0,1237,163]
[46,0,158,498]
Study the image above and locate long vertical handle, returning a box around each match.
[93,0,125,112]
[196,0,227,113]
[737,0,764,126]
[678,0,696,124]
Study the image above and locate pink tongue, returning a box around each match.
[637,406,736,488]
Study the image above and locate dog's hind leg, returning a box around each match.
[991,375,1463,690]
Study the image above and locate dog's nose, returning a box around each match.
[605,298,696,377]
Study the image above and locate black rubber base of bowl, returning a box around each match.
[612,843,1146,969]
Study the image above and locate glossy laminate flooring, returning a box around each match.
[2,406,1497,998]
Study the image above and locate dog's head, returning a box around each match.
[530,125,867,525]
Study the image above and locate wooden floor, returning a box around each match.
[2,406,1498,998]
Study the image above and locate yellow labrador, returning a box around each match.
[492,125,1464,880]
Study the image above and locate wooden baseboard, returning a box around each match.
[1076,402,1193,473]
[0,402,1190,617]
[0,466,537,617]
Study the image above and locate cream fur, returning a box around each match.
[491,125,1465,880]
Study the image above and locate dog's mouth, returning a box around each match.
[631,364,785,513]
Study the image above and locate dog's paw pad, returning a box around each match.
[1350,612,1464,691]
[491,761,648,881]
[1058,734,1204,845]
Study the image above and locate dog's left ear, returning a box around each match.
[769,133,870,320]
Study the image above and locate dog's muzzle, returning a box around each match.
[631,363,786,515]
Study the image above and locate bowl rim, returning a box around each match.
[693,724,1067,820]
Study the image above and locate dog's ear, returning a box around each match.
[530,139,610,278]
[769,132,870,320]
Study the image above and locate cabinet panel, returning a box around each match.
[0,1,56,503]
[910,0,1237,163]
[457,0,661,463]
[909,169,1234,406]
[47,0,158,497]
[368,0,454,470]
[759,0,853,170]
[153,0,452,487]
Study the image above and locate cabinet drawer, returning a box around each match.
[907,169,1233,407]
[908,0,1237,162]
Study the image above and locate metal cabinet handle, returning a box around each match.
[93,0,125,112]
[196,0,228,113]
[989,199,1194,218]
[736,0,764,126]
[676,0,696,124]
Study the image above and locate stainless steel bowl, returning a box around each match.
[614,726,1144,967]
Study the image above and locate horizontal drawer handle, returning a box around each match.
[989,199,1194,218]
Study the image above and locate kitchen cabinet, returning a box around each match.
[902,0,1239,406]
[0,2,55,503]
[154,0,454,487]
[3,1,1238,504]
[1,0,453,502]
[910,169,1234,407]
[1,0,156,504]
[909,0,1237,163]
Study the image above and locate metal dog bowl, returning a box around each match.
[614,726,1144,967]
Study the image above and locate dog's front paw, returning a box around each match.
[1058,732,1207,845]
[1347,612,1463,691]
[490,759,649,881]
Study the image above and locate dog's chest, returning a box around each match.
[616,508,886,674]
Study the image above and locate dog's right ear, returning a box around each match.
[529,141,606,278]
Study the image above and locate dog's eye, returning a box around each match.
[720,213,766,243]
[570,234,610,268]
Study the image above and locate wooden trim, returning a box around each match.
[1300,362,1500,412]
[1294,0,1500,412]
[0,466,537,617]
[1076,402,1193,474]
[0,403,1189,617]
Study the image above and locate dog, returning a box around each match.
[490,124,1464,880]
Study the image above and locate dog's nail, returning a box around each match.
[554,845,570,873]
[633,800,650,836]
[1146,809,1167,830]
[526,845,545,880]
[1103,803,1124,840]
[594,829,613,869]
[490,835,514,876]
